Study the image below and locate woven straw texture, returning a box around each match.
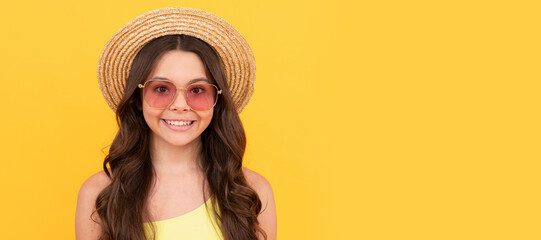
[97,7,255,113]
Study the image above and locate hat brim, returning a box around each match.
[97,7,255,113]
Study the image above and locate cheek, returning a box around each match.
[199,111,214,128]
[142,106,160,127]
[206,110,214,122]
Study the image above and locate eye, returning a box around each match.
[153,85,170,93]
[189,85,206,94]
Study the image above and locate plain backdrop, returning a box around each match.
[0,0,539,239]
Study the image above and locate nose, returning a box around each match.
[169,89,190,112]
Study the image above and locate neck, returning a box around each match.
[149,134,203,176]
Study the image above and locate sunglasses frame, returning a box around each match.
[137,80,222,111]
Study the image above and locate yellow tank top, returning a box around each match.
[144,197,224,240]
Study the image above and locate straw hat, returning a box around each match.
[97,7,255,113]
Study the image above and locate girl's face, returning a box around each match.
[142,50,214,149]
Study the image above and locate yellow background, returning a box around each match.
[0,0,539,239]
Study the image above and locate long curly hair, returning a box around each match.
[93,35,266,240]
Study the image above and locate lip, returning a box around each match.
[161,119,196,131]
[162,118,195,122]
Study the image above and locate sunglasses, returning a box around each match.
[138,80,222,111]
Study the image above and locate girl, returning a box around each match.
[75,8,276,240]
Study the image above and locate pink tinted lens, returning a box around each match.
[186,84,217,110]
[143,81,176,108]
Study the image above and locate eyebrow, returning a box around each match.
[149,77,211,85]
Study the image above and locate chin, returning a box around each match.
[168,139,199,147]
[157,133,202,148]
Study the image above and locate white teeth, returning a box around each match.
[165,120,193,126]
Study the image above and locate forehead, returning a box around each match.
[147,50,208,85]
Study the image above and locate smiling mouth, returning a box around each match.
[163,119,195,126]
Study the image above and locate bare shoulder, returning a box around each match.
[75,170,112,240]
[243,167,272,191]
[243,167,275,206]
[79,170,112,196]
[242,167,277,240]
